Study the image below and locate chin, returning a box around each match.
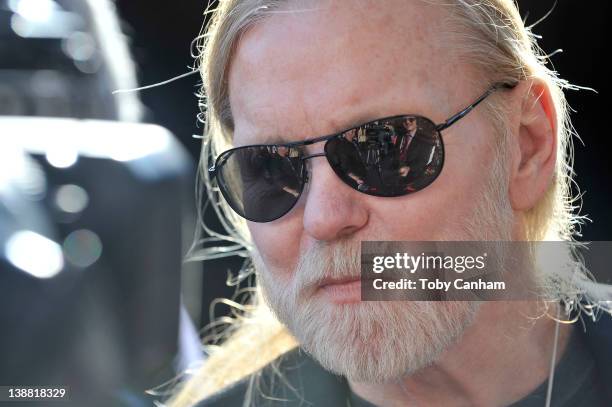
[283,298,481,382]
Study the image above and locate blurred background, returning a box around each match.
[0,0,610,405]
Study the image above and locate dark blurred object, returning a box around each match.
[114,0,203,157]
[0,118,194,406]
[0,0,207,333]
[0,0,202,404]
[0,0,142,121]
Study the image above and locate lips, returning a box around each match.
[318,275,362,288]
[315,275,373,305]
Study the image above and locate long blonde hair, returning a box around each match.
[165,1,600,406]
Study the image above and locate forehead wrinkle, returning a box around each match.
[232,87,321,146]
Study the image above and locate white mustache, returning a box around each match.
[292,239,362,296]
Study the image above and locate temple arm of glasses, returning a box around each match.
[435,82,518,132]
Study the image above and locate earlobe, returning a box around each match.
[508,81,557,211]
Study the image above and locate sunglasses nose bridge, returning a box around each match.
[302,152,326,161]
[300,152,326,184]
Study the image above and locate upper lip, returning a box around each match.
[318,275,368,288]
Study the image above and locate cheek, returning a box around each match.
[429,133,501,229]
[367,134,494,238]
[248,220,303,278]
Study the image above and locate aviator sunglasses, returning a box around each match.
[209,82,517,223]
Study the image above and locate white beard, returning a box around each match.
[254,150,514,383]
[256,241,483,382]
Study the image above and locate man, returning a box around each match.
[168,1,612,406]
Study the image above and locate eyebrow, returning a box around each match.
[245,111,394,147]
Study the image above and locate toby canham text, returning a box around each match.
[372,278,506,291]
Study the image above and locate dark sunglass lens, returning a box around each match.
[325,116,444,197]
[215,145,304,222]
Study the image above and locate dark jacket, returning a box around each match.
[195,313,612,407]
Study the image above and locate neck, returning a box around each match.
[349,301,572,407]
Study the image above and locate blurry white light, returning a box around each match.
[2,118,175,163]
[6,231,64,279]
[16,0,54,22]
[64,32,96,62]
[0,141,46,199]
[108,129,171,162]
[63,229,102,268]
[55,184,89,214]
[10,14,31,37]
[0,143,26,188]
[46,147,78,169]
[10,8,80,39]
[74,56,102,75]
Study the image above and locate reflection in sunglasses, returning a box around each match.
[398,166,411,177]
[282,186,300,198]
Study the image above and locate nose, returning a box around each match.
[302,157,369,242]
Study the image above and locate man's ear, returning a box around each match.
[508,80,557,211]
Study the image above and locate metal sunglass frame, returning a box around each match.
[208,81,517,221]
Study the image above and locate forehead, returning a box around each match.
[228,0,471,145]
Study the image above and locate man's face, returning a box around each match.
[228,0,515,382]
